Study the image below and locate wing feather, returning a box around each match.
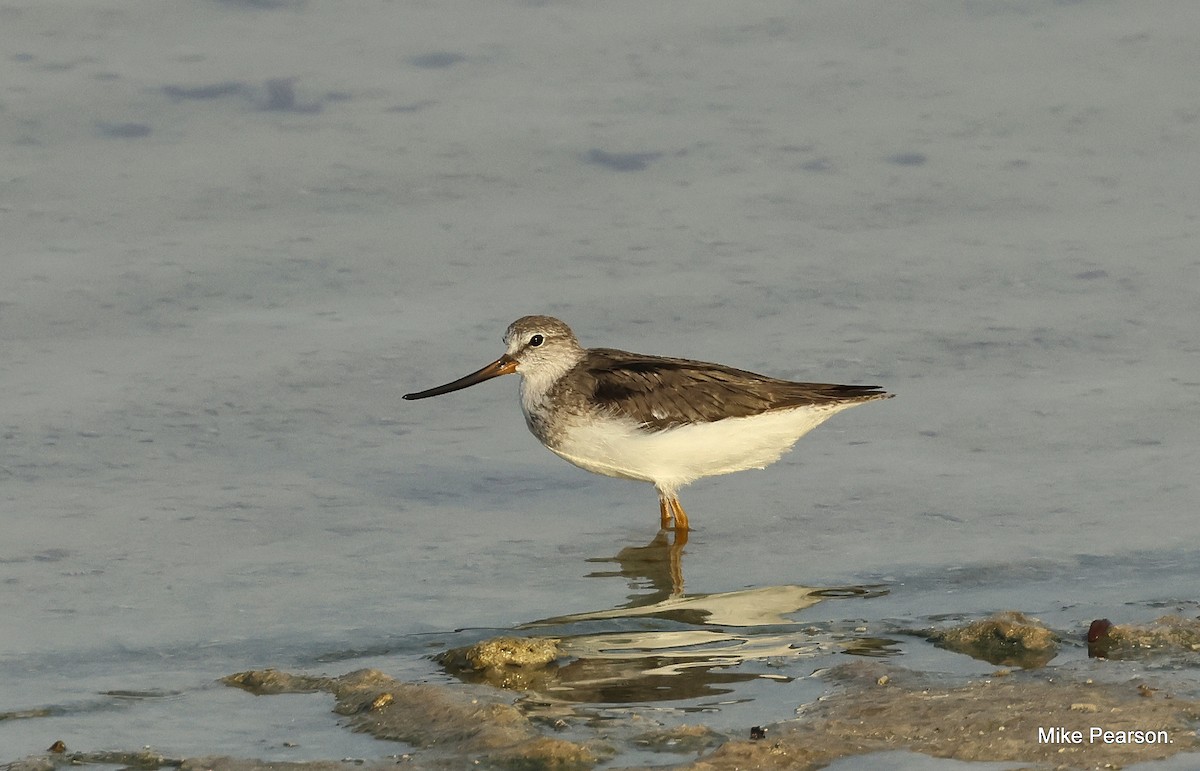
[576,349,889,430]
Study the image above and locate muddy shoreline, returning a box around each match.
[7,614,1200,770]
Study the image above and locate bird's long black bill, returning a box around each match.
[402,355,518,400]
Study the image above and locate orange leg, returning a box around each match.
[658,497,672,530]
[654,498,688,592]
[667,496,690,532]
[658,493,691,532]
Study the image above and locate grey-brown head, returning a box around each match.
[402,315,585,401]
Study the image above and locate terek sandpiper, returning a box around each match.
[404,315,891,532]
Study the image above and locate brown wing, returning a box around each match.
[576,348,890,431]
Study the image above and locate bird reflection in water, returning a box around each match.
[481,535,898,707]
[586,529,689,600]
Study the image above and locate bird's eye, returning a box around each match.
[529,334,544,347]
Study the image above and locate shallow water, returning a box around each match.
[3,0,1200,767]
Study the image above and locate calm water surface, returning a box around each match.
[3,0,1199,765]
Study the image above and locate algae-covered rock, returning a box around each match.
[220,667,602,766]
[1088,615,1200,659]
[223,668,332,694]
[439,636,564,690]
[928,611,1058,668]
[488,736,603,770]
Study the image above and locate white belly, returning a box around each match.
[543,404,857,496]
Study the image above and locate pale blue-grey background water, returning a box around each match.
[2,0,1199,765]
